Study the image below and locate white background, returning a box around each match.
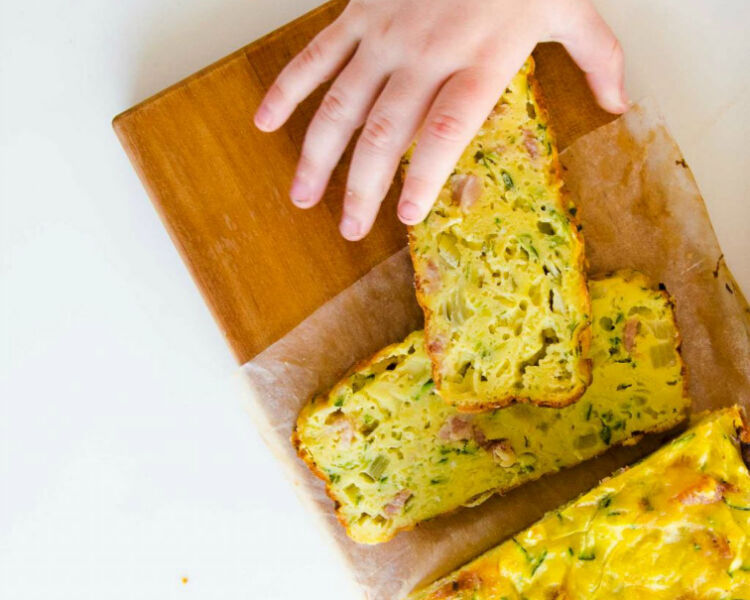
[1,1,748,599]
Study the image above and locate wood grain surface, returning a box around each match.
[113,0,615,364]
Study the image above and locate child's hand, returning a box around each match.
[254,0,627,241]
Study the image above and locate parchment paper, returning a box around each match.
[240,101,750,600]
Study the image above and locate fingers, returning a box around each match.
[340,70,443,240]
[289,48,389,209]
[398,62,525,225]
[550,1,628,114]
[254,13,361,131]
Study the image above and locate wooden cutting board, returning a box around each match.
[113,0,615,365]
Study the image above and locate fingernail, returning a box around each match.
[398,201,421,224]
[254,104,274,131]
[290,178,312,206]
[340,214,362,240]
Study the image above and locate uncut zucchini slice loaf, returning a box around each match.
[408,407,750,600]
[407,58,591,411]
[293,272,688,544]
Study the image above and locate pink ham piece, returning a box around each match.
[438,415,474,442]
[490,102,510,117]
[473,426,487,446]
[419,259,441,294]
[426,332,446,357]
[522,128,540,159]
[438,415,486,445]
[451,174,483,212]
[327,412,355,446]
[383,489,412,516]
[623,318,641,353]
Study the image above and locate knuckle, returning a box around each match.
[297,40,326,70]
[414,30,442,59]
[426,111,466,142]
[358,37,391,68]
[338,0,371,26]
[360,112,396,152]
[344,0,367,20]
[319,89,349,124]
[377,16,395,39]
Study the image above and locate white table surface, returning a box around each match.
[1,1,748,598]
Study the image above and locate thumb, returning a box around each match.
[548,0,629,114]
